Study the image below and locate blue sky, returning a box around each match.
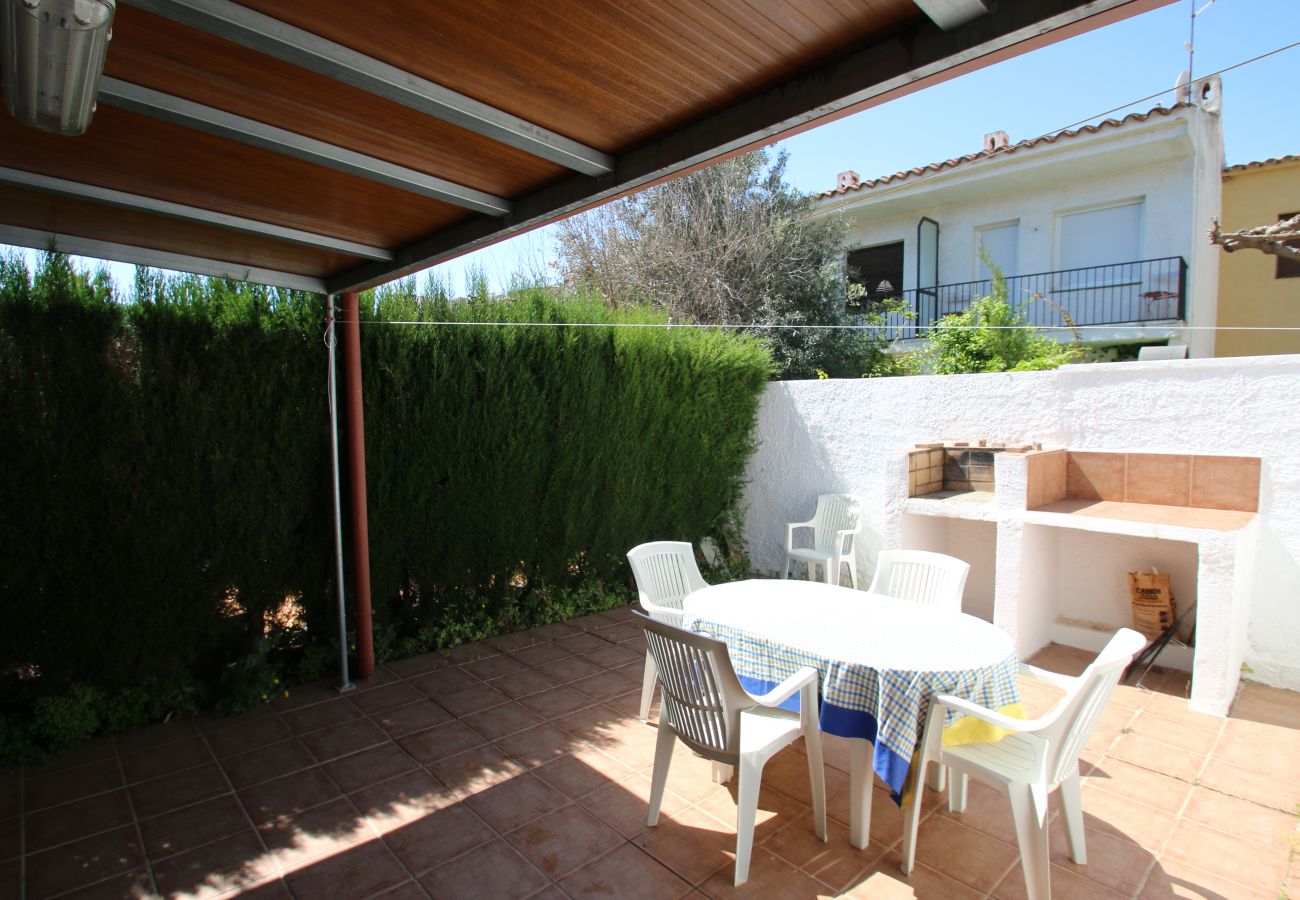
[14,0,1300,295]
[780,0,1298,194]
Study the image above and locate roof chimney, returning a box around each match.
[1196,75,1222,114]
[836,170,861,191]
[982,131,1009,152]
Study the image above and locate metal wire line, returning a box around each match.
[815,38,1300,210]
[358,320,1300,332]
[576,38,1300,268]
[352,39,1300,335]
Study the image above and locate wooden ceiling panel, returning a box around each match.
[0,185,358,277]
[0,0,1169,290]
[0,106,471,249]
[104,6,568,198]
[235,0,923,151]
[737,0,849,45]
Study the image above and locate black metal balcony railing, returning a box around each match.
[854,256,1187,341]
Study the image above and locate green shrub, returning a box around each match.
[32,683,104,750]
[213,642,286,716]
[292,643,341,685]
[99,677,195,732]
[0,714,42,764]
[922,257,1080,374]
[360,285,769,651]
[0,254,768,761]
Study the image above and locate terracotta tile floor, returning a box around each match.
[5,608,1298,899]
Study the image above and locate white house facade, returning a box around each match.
[814,78,1225,358]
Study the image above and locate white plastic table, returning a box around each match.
[683,578,1021,849]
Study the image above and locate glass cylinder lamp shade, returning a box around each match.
[2,0,115,135]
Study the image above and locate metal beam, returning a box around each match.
[121,0,615,177]
[329,0,1171,293]
[0,224,328,293]
[97,78,513,216]
[913,0,992,30]
[0,167,393,261]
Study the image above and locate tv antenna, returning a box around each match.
[1185,0,1218,93]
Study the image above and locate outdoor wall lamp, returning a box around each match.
[1,0,115,135]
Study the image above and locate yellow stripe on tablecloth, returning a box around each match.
[941,701,1027,746]
[899,702,1027,807]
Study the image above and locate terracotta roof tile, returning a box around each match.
[1224,154,1300,173]
[818,103,1191,199]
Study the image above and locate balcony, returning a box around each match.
[859,256,1187,341]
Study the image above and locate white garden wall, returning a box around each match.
[742,354,1300,707]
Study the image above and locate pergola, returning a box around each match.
[1,0,1170,677]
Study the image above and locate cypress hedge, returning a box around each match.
[0,254,770,757]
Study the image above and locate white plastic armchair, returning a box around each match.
[627,541,710,721]
[867,549,970,613]
[901,628,1147,900]
[634,611,827,886]
[782,494,862,587]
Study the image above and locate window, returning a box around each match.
[847,241,904,308]
[1054,201,1147,323]
[1057,200,1142,269]
[1278,212,1300,279]
[975,221,1018,279]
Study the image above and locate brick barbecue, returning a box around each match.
[907,440,1041,496]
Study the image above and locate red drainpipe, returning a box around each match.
[338,291,375,679]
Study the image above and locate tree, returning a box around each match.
[922,263,1079,374]
[1208,214,1300,262]
[555,149,898,379]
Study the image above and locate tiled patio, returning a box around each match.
[4,606,1297,900]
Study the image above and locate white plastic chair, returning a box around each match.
[634,611,827,886]
[627,541,709,721]
[867,549,971,613]
[783,494,862,587]
[901,628,1147,900]
[868,549,972,793]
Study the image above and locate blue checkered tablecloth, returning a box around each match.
[683,579,1021,802]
